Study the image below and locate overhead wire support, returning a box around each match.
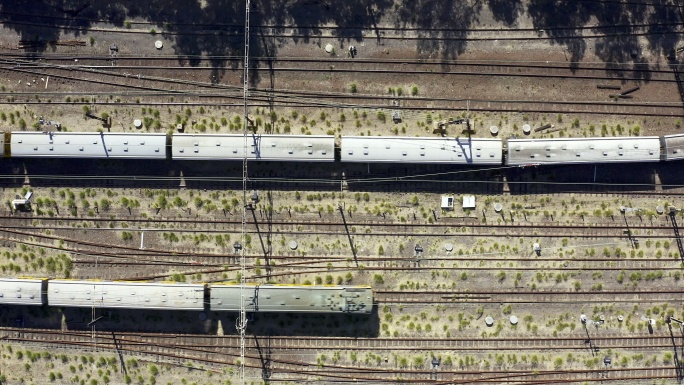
[238,0,251,383]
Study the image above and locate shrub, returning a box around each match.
[345,272,353,283]
[377,111,386,123]
[496,271,506,282]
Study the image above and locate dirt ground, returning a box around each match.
[1,0,684,383]
[0,1,679,139]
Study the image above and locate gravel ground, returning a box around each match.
[1,1,684,383]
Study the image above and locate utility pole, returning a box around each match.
[666,316,684,382]
[238,0,251,383]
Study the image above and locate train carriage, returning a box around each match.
[210,284,373,314]
[506,137,662,165]
[341,136,503,164]
[172,134,335,162]
[0,278,46,306]
[48,280,205,311]
[10,132,167,159]
[662,134,684,161]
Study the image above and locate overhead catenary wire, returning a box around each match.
[2,56,683,122]
[238,0,251,383]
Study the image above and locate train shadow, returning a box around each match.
[3,158,178,189]
[0,305,62,329]
[342,163,504,194]
[6,159,501,194]
[0,305,379,337]
[213,308,380,338]
[505,163,657,194]
[0,160,24,187]
[656,161,684,190]
[0,306,216,334]
[8,157,684,196]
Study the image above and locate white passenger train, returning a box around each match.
[3,131,683,165]
[0,278,374,314]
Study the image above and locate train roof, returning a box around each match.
[47,280,205,310]
[210,285,373,314]
[506,136,661,165]
[340,136,503,164]
[662,134,684,161]
[0,278,46,306]
[10,132,167,159]
[172,134,335,162]
[0,132,4,157]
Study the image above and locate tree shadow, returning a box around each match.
[396,0,484,63]
[131,0,242,82]
[527,0,591,71]
[0,0,681,87]
[527,0,681,77]
[591,1,650,81]
[0,0,87,56]
[645,0,682,63]
[284,0,389,41]
[488,0,523,27]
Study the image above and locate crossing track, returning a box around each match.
[1,327,682,384]
[0,50,681,117]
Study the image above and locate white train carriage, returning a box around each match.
[662,134,684,161]
[0,132,5,157]
[341,136,503,164]
[172,134,335,162]
[10,132,167,159]
[506,137,661,165]
[0,278,46,305]
[210,285,373,314]
[48,280,205,311]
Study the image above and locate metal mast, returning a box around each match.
[238,0,251,382]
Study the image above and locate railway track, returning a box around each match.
[2,212,683,280]
[1,14,681,42]
[2,215,683,255]
[1,8,683,385]
[1,6,681,34]
[1,327,681,383]
[0,55,681,117]
[74,254,683,268]
[2,327,681,352]
[3,169,684,194]
[0,213,680,234]
[376,289,684,304]
[9,57,679,83]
